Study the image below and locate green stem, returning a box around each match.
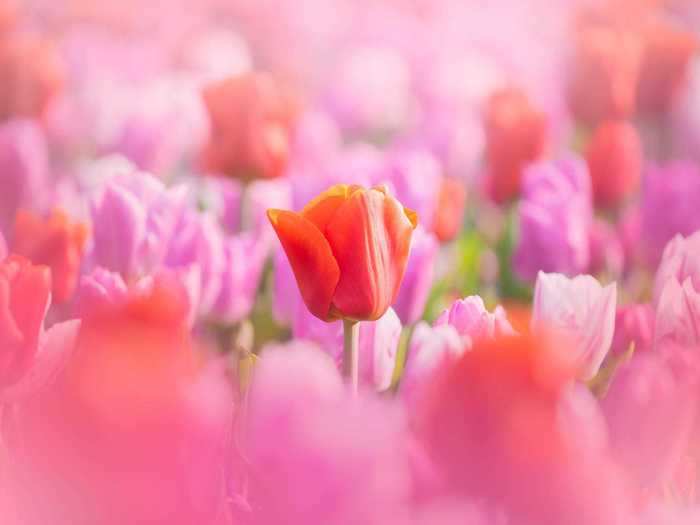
[343,319,360,395]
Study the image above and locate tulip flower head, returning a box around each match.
[268,184,417,322]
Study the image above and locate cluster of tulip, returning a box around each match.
[1,0,700,524]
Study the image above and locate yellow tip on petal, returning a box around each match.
[404,207,418,229]
[267,208,282,226]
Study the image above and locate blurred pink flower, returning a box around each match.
[200,72,298,181]
[415,331,631,525]
[323,46,414,137]
[108,76,210,176]
[435,295,514,343]
[0,255,80,401]
[610,303,655,356]
[0,32,64,122]
[0,119,50,236]
[602,344,700,492]
[400,321,464,408]
[392,227,439,325]
[654,277,700,348]
[514,156,593,281]
[588,218,625,277]
[532,271,617,380]
[5,268,233,525]
[653,231,700,306]
[484,87,547,203]
[245,344,411,525]
[641,162,700,266]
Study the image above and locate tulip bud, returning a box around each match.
[484,88,547,203]
[200,72,298,180]
[268,184,417,321]
[585,121,642,208]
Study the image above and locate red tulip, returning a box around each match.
[0,33,63,122]
[585,120,642,208]
[268,184,417,322]
[200,72,298,180]
[484,88,547,203]
[432,176,466,242]
[12,208,89,304]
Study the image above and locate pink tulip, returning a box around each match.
[602,344,700,491]
[434,295,514,343]
[653,231,700,306]
[533,272,617,380]
[654,277,700,348]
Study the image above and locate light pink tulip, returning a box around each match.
[653,231,700,306]
[533,272,617,380]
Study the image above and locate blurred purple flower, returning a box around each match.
[164,210,224,314]
[641,162,700,266]
[533,272,617,380]
[514,156,592,281]
[653,231,700,306]
[378,149,442,231]
[90,170,187,278]
[393,227,439,325]
[210,233,268,324]
[0,119,50,237]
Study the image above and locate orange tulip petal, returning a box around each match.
[268,209,340,321]
[325,189,415,321]
[301,184,362,232]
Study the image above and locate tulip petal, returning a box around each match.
[325,189,415,321]
[267,209,340,321]
[301,184,361,232]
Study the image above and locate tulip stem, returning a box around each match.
[343,319,360,395]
